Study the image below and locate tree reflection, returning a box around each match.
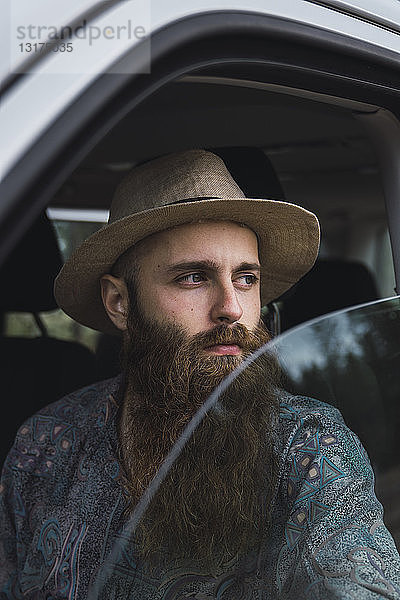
[274,297,400,549]
[277,298,400,472]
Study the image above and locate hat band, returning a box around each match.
[169,196,221,205]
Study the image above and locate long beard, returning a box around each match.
[117,307,280,572]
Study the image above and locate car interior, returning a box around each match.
[1,75,399,547]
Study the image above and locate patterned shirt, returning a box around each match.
[1,377,400,599]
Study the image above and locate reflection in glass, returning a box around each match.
[278,297,400,472]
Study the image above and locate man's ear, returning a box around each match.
[100,274,129,331]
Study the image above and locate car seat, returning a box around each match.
[0,212,97,469]
[279,258,379,331]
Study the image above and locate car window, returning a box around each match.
[89,296,400,595]
[3,210,107,352]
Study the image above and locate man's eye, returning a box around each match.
[237,274,258,286]
[178,273,205,284]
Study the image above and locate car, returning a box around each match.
[1,0,399,570]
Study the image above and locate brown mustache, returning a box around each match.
[190,323,267,353]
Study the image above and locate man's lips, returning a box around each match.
[204,344,242,356]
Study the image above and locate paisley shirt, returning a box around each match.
[1,377,400,599]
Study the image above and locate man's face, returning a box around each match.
[133,221,261,344]
[104,220,278,570]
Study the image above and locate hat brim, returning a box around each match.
[54,198,320,335]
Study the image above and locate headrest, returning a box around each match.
[0,212,63,313]
[211,147,286,200]
[280,259,379,330]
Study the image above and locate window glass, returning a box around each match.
[91,297,399,594]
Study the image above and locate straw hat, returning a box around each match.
[55,149,320,335]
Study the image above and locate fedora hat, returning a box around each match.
[55,149,320,335]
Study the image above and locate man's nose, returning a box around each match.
[210,281,243,324]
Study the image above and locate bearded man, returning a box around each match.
[1,150,400,599]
